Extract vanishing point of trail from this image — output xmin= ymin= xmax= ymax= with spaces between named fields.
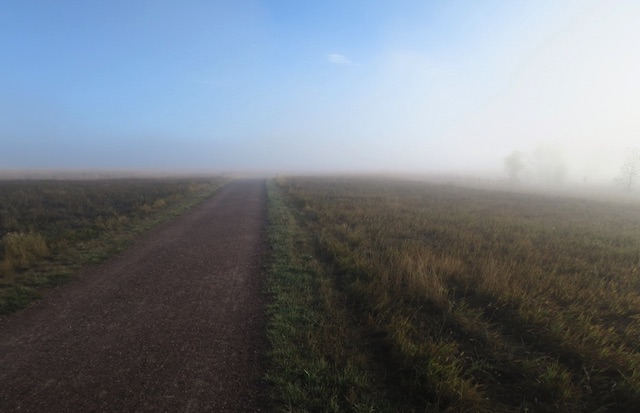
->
xmin=0 ymin=180 xmax=267 ymax=412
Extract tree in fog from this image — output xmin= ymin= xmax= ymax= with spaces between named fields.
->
xmin=530 ymin=144 xmax=567 ymax=186
xmin=615 ymin=147 xmax=640 ymax=192
xmin=504 ymin=151 xmax=525 ymax=183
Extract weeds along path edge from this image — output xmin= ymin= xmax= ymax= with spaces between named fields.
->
xmin=265 ymin=180 xmax=378 ymax=411
xmin=0 ymin=179 xmax=228 ymax=314
xmin=265 ymin=179 xmax=427 ymax=412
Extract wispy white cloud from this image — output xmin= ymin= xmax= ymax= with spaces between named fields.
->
xmin=327 ymin=53 xmax=352 ymax=65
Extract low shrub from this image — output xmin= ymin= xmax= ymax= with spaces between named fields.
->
xmin=1 ymin=231 xmax=49 ymax=272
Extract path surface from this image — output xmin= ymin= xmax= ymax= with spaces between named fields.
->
xmin=0 ymin=180 xmax=267 ymax=412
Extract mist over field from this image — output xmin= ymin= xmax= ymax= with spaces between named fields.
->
xmin=4 ymin=3 xmax=640 ymax=410
xmin=2 ymin=1 xmax=639 ymax=186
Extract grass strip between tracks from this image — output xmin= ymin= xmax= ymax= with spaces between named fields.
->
xmin=265 ymin=179 xmax=394 ymax=412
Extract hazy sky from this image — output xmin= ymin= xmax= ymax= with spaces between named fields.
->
xmin=2 ymin=1 xmax=639 ymax=179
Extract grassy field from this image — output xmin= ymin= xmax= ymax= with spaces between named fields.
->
xmin=0 ymin=177 xmax=227 ymax=314
xmin=265 ymin=176 xmax=640 ymax=412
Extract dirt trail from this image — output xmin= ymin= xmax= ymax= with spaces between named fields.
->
xmin=0 ymin=179 xmax=267 ymax=412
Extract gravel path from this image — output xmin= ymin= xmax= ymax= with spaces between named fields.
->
xmin=0 ymin=179 xmax=267 ymax=412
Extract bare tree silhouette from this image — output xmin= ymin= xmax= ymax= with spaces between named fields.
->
xmin=616 ymin=147 xmax=640 ymax=192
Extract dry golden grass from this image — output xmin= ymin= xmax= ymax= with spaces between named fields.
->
xmin=274 ymin=176 xmax=640 ymax=412
xmin=1 ymin=231 xmax=50 ymax=272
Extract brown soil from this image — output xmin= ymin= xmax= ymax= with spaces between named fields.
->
xmin=0 ymin=179 xmax=268 ymax=412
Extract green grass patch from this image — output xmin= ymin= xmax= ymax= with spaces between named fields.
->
xmin=265 ymin=180 xmax=401 ymax=412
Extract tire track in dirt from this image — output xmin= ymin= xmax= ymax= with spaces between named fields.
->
xmin=0 ymin=179 xmax=267 ymax=412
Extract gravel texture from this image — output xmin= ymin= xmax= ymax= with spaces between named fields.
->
xmin=0 ymin=179 xmax=267 ymax=412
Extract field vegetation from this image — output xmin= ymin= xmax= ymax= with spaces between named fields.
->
xmin=0 ymin=177 xmax=226 ymax=314
xmin=266 ymin=176 xmax=640 ymax=412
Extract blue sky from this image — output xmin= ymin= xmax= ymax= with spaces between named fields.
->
xmin=2 ymin=1 xmax=640 ymax=179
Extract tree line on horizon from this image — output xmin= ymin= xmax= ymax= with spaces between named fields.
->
xmin=504 ymin=146 xmax=640 ymax=192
